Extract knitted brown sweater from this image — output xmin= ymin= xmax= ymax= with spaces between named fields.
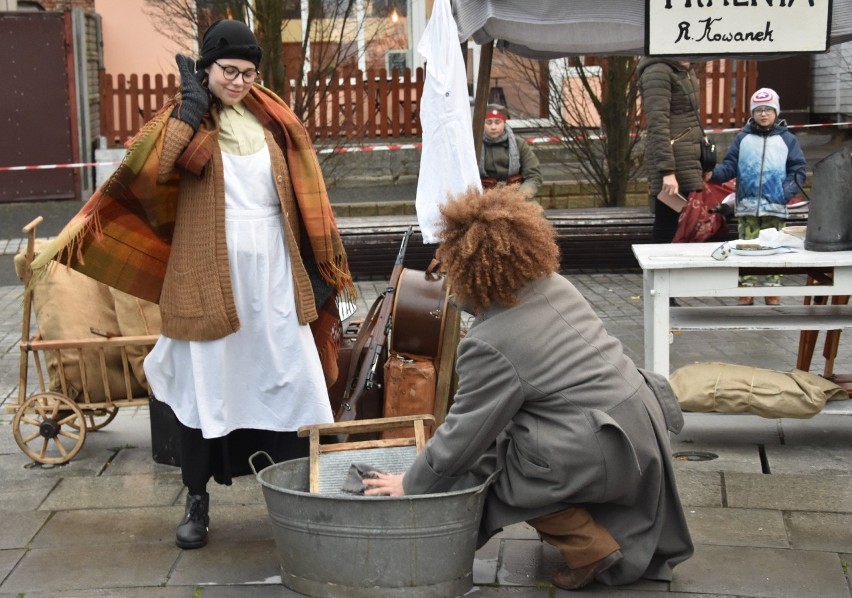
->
xmin=155 ymin=115 xmax=316 ymax=341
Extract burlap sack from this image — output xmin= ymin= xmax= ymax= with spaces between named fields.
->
xmin=670 ymin=362 xmax=848 ymax=419
xmin=109 ymin=288 xmax=161 ymax=390
xmin=16 ymin=243 xmax=160 ymax=402
xmin=24 ymin=262 xmax=130 ymax=402
xmin=13 ymin=246 xmax=37 ymax=281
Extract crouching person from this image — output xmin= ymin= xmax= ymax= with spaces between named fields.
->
xmin=364 ymin=186 xmax=693 ymax=590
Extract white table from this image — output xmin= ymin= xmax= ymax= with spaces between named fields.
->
xmin=632 ymin=243 xmax=852 ymax=385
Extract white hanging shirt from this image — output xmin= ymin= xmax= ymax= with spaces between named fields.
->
xmin=415 ymin=0 xmax=482 ymax=244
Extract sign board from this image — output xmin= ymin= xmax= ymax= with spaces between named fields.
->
xmin=646 ymin=0 xmax=832 ymax=56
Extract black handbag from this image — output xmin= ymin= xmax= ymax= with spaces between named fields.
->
xmin=671 ymin=124 xmax=716 ymax=173
xmin=699 ymin=130 xmax=717 ymax=173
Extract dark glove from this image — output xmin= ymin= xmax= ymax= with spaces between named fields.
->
xmin=171 ymin=54 xmax=209 ymax=130
xmin=709 ymin=202 xmax=734 ymax=219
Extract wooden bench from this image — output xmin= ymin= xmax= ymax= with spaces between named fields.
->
xmin=338 ymin=207 xmax=808 ymax=279
xmin=337 ymin=208 xmax=738 ymax=279
xmin=337 ymin=208 xmax=662 ymax=278
xmin=547 ymin=208 xmax=659 ymax=272
xmin=337 ymin=215 xmax=437 ymax=279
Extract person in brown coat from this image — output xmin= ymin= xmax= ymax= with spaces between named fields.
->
xmin=637 ymin=57 xmax=705 ymax=244
xmin=142 ymin=19 xmax=350 ymax=551
xmin=364 ymin=186 xmax=693 ymax=591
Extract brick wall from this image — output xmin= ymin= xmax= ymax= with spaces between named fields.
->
xmin=39 ymin=0 xmax=95 ymax=11
xmin=536 ymin=180 xmax=648 ymax=209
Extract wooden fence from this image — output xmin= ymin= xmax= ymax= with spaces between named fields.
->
xmin=294 ymin=68 xmax=425 ymax=141
xmin=99 ymin=60 xmax=757 ymax=147
xmin=99 ymin=68 xmax=424 ymax=146
xmin=697 ymin=59 xmax=759 ymax=129
xmin=99 ymin=73 xmax=178 ymax=146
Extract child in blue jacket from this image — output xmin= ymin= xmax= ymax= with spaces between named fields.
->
xmin=710 ymin=88 xmax=807 ymax=306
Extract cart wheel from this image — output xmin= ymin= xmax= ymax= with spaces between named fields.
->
xmin=68 ymin=406 xmax=119 ymax=432
xmin=12 ymin=392 xmax=87 ymax=465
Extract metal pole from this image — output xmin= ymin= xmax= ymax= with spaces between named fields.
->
xmin=301 ymin=0 xmax=311 ymax=85
xmin=356 ymin=0 xmax=366 ymax=72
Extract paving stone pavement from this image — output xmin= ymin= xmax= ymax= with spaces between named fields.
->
xmin=0 ymin=271 xmax=850 ymax=597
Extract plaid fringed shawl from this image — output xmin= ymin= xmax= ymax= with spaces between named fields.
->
xmin=30 ymin=85 xmax=354 ymax=384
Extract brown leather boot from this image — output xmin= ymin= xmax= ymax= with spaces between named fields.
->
xmin=552 ymin=549 xmax=624 ymax=590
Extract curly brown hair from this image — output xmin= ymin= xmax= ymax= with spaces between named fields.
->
xmin=435 ymin=185 xmax=560 ymax=313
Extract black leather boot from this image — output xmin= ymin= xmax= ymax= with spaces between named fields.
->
xmin=175 ymin=493 xmax=209 ymax=549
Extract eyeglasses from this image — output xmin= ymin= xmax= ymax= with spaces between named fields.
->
xmin=753 ymin=107 xmax=775 ymax=115
xmin=214 ymin=61 xmax=259 ymax=83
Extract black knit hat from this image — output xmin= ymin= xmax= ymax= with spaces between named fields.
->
xmin=196 ymin=19 xmax=262 ymax=71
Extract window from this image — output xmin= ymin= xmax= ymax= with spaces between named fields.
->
xmin=386 ymin=50 xmax=407 ymax=74
xmin=370 ymin=0 xmax=406 ymax=18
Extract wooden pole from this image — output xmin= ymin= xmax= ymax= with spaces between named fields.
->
xmin=472 ymin=40 xmax=494 ymax=158
xmin=433 ymin=302 xmax=460 ymax=426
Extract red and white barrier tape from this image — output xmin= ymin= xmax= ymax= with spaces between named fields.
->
xmin=706 ymin=121 xmax=852 ymax=134
xmin=3 ymin=120 xmax=850 ymax=170
xmin=0 ymin=161 xmax=122 ymax=172
xmin=525 ymin=121 xmax=852 ymax=144
xmin=317 ymin=142 xmax=423 ymax=154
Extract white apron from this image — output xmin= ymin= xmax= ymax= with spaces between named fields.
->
xmin=144 ymin=145 xmax=333 ymax=439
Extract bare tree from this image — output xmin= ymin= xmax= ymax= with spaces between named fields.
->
xmin=142 ymin=0 xmax=253 ymax=52
xmin=502 ymin=55 xmax=644 ymax=207
xmin=142 ymin=0 xmax=203 ymax=54
xmin=253 ymin=0 xmax=286 ymax=93
xmin=142 ymin=0 xmax=413 ymax=186
xmin=144 ymin=0 xmax=401 ymax=123
xmin=290 ymin=0 xmax=360 ymax=119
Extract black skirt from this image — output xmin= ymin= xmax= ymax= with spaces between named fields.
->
xmin=177 ymin=418 xmax=309 ymax=490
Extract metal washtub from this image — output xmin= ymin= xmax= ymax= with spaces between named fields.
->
xmin=251 ymin=447 xmax=491 ymax=597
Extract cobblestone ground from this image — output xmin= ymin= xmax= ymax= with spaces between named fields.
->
xmin=3 ymin=271 xmax=850 ymax=416
xmin=1 ymin=273 xmax=850 ymax=598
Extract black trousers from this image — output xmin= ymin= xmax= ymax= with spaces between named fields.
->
xmin=652 ymin=198 xmax=681 ymax=244
xmin=178 ymin=421 xmax=309 ymax=495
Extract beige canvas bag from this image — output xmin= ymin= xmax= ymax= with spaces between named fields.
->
xmin=670 ymin=362 xmax=848 ymax=419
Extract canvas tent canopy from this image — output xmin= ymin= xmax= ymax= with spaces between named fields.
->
xmin=453 ymin=0 xmax=852 ymax=151
xmin=452 ymin=0 xmax=852 ymax=59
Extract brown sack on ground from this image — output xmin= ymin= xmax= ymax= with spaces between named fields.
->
xmin=670 ymin=361 xmax=848 ymax=419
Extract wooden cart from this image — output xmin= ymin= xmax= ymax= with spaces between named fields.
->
xmin=8 ymin=217 xmax=157 ymax=464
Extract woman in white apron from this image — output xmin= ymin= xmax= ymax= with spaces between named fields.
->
xmin=143 ymin=20 xmax=341 ymax=549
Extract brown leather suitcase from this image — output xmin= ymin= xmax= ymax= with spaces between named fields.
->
xmin=327 ymin=319 xmax=361 ymax=415
xmin=330 ymin=296 xmax=386 ymax=441
xmin=381 ymin=354 xmax=437 ymax=440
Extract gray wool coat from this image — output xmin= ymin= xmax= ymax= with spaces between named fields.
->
xmin=403 ymin=274 xmax=694 ymax=585
xmin=637 ymin=57 xmax=705 ymax=198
